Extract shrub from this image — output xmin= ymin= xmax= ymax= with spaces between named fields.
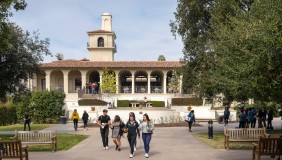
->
xmin=117 ymin=100 xmax=130 ymax=107
xmin=171 ymin=98 xmax=203 ymax=106
xmin=0 ymin=103 xmax=17 ymax=126
xmin=150 ymin=101 xmax=165 ymax=107
xmin=31 ymin=90 xmax=66 ymax=123
xmin=78 ymin=99 xmax=108 ymax=106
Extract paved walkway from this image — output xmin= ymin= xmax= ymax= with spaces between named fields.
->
xmin=1 ymin=118 xmax=281 ymax=160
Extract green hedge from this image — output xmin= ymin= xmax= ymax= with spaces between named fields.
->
xmin=78 ymin=99 xmax=108 ymax=106
xmin=171 ymin=98 xmax=203 ymax=106
xmin=150 ymin=101 xmax=165 ymax=107
xmin=0 ymin=103 xmax=17 ymax=126
xmin=117 ymin=100 xmax=130 ymax=107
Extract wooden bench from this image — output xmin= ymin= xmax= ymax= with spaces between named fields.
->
xmin=0 ymin=140 xmax=28 ymax=160
xmin=11 ymin=130 xmax=57 ymax=152
xmin=252 ymin=137 xmax=282 ymax=160
xmin=224 ymin=127 xmax=270 ymax=150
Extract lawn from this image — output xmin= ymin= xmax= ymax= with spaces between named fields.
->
xmin=193 ymin=130 xmax=282 ymax=150
xmin=0 ymin=124 xmax=55 ymax=131
xmin=0 ymin=134 xmax=88 ymax=151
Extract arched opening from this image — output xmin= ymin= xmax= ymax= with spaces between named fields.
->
xmin=135 ymin=70 xmax=148 ymax=93
xmin=119 ymin=70 xmax=132 ymax=93
xmin=150 ymin=70 xmax=163 ymax=93
xmin=50 ymin=70 xmax=64 ymax=91
xmin=68 ymin=70 xmax=82 ymax=93
xmin=98 ymin=37 xmax=104 ymax=47
xmin=87 ymin=70 xmax=100 ymax=94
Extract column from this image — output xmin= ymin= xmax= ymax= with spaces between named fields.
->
xmin=45 ymin=72 xmax=51 ymax=91
xmin=163 ymin=75 xmax=167 ymax=94
xmin=148 ymin=75 xmax=151 ymax=94
xmin=81 ymin=71 xmax=87 ymax=90
xmin=116 ymin=75 xmax=119 ymax=94
xmin=99 ymin=75 xmax=103 ymax=93
xmin=63 ymin=71 xmax=69 ymax=94
xmin=131 ymin=76 xmax=135 ymax=94
xmin=32 ymin=74 xmax=37 ymax=91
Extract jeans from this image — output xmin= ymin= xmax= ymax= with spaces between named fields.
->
xmin=142 ymin=133 xmax=152 ymax=154
xmin=24 ymin=119 xmax=31 ymax=131
xmin=100 ymin=127 xmax=109 ymax=147
xmin=127 ymin=134 xmax=137 ymax=154
xmin=188 ymin=122 xmax=192 ymax=131
xmin=91 ymin=88 xmax=96 ymax=95
xmin=83 ymin=120 xmax=88 ymax=129
xmin=73 ymin=119 xmax=78 ymax=129
xmin=224 ymin=117 xmax=229 ymax=125
xmin=239 ymin=121 xmax=246 ymax=128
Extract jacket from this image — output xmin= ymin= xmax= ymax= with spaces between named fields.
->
xmin=82 ymin=112 xmax=89 ymax=121
xmin=188 ymin=112 xmax=195 ymax=122
xmin=71 ymin=112 xmax=80 ymax=120
xmin=139 ymin=121 xmax=154 ymax=134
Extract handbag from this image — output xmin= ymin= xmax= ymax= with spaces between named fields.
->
xmin=185 ymin=117 xmax=191 ymax=122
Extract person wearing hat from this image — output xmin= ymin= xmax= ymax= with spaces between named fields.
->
xmin=82 ymin=110 xmax=89 ymax=130
xmin=98 ymin=109 xmax=111 ymax=150
xmin=187 ymin=110 xmax=195 ymax=132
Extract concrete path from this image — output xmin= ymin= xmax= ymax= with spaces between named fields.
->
xmin=1 ymin=118 xmax=281 ymax=160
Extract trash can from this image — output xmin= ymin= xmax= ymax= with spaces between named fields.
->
xmin=218 ymin=115 xmax=224 ymax=124
xmin=60 ymin=116 xmax=67 ymax=124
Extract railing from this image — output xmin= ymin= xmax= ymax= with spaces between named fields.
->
xmin=87 ymin=42 xmax=115 ymax=48
xmin=151 ymin=86 xmax=163 ymax=93
xmin=121 ymin=86 xmax=131 ymax=93
xmin=135 ymin=86 xmax=147 ymax=93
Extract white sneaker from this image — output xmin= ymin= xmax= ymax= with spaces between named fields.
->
xmin=145 ymin=153 xmax=149 ymax=158
xmin=134 ymin=146 xmax=136 ymax=151
xmin=105 ymin=146 xmax=109 ymax=150
xmin=129 ymin=154 xmax=133 ymax=158
xmin=102 ymin=147 xmax=106 ymax=150
xmin=144 ymin=153 xmax=147 ymax=157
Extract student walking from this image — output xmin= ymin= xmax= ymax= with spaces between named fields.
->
xmin=110 ymin=115 xmax=125 ymax=151
xmin=223 ymin=107 xmax=230 ymax=126
xmin=239 ymin=110 xmax=247 ymax=128
xmin=267 ymin=109 xmax=274 ymax=130
xmin=139 ymin=113 xmax=154 ymax=158
xmin=98 ymin=109 xmax=111 ymax=150
xmin=125 ymin=113 xmax=140 ymax=158
xmin=71 ymin=109 xmax=80 ymax=131
xmin=23 ymin=112 xmax=31 ymax=131
xmin=129 ymin=112 xmax=140 ymax=152
xmin=82 ymin=110 xmax=89 ymax=130
xmin=187 ymin=110 xmax=195 ymax=132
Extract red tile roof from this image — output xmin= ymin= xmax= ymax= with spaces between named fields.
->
xmin=41 ymin=59 xmax=182 ymax=68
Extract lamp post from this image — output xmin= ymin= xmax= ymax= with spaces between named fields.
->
xmin=208 ymin=120 xmax=213 ymax=139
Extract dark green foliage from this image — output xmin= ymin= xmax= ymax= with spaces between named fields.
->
xmin=0 ymin=0 xmax=51 ymax=101
xmin=78 ymin=99 xmax=108 ymax=106
xmin=150 ymin=101 xmax=165 ymax=107
xmin=0 ymin=103 xmax=17 ymax=126
xmin=117 ymin=100 xmax=130 ymax=107
xmin=30 ymin=91 xmax=65 ymax=123
xmin=171 ymin=98 xmax=203 ymax=106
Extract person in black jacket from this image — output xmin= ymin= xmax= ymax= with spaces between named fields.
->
xmin=23 ymin=112 xmax=31 ymax=131
xmin=82 ymin=110 xmax=89 ymax=130
xmin=267 ymin=109 xmax=274 ymax=130
xmin=124 ymin=114 xmax=140 ymax=158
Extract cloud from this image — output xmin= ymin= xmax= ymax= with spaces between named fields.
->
xmin=10 ymin=0 xmax=183 ymax=62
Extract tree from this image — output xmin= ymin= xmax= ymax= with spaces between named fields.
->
xmin=0 ymin=0 xmax=51 ymax=101
xmin=158 ymin=55 xmax=166 ymax=61
xmin=100 ymin=68 xmax=116 ymax=93
xmin=55 ymin=53 xmax=64 ymax=60
xmin=168 ymin=71 xmax=180 ymax=93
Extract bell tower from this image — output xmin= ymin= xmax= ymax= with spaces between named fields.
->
xmin=87 ymin=12 xmax=116 ymax=61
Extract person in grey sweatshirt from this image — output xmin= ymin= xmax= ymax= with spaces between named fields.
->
xmin=139 ymin=113 xmax=155 ymax=158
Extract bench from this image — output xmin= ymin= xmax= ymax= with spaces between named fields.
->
xmin=252 ymin=137 xmax=282 ymax=160
xmin=11 ymin=130 xmax=57 ymax=152
xmin=224 ymin=127 xmax=270 ymax=150
xmin=0 ymin=140 xmax=28 ymax=160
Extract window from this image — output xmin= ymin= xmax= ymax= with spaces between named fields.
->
xmin=98 ymin=37 xmax=104 ymax=47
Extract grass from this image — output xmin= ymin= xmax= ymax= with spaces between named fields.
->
xmin=0 ymin=124 xmax=55 ymax=131
xmin=193 ymin=130 xmax=282 ymax=150
xmin=0 ymin=134 xmax=88 ymax=151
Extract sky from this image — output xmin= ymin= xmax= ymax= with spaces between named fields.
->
xmin=10 ymin=0 xmax=184 ymax=62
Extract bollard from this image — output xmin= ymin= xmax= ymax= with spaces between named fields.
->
xmin=208 ymin=120 xmax=213 ymax=139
